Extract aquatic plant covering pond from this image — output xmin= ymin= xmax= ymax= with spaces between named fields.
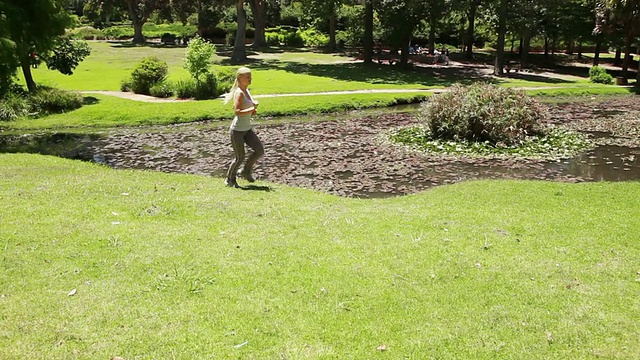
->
xmin=388 ymin=126 xmax=591 ymax=159
xmin=1 ymin=96 xmax=639 ymax=198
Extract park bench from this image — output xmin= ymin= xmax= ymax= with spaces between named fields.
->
xmin=374 ymin=48 xmax=397 ymax=65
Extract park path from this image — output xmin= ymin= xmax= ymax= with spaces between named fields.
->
xmin=82 ymin=86 xmax=582 ymax=103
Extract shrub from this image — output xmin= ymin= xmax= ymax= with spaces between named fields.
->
xmin=69 ymin=26 xmax=104 ymax=40
xmin=265 ymin=26 xmax=303 ymax=47
xmin=150 ymin=82 xmax=174 ymax=98
xmin=102 ymin=26 xmax=133 ymax=40
xmin=194 ymin=72 xmax=218 ymax=100
xmin=299 ymin=28 xmax=329 ymax=47
xmin=28 ymin=87 xmax=83 ymax=115
xmin=174 ymin=78 xmax=197 ymax=99
xmin=120 ymin=78 xmax=133 ymax=92
xmin=589 ymin=65 xmax=613 ymax=84
xmin=215 ymin=67 xmax=235 ymax=95
xmin=419 ymin=84 xmax=547 ymax=146
xmin=184 ymin=35 xmax=216 ymax=83
xmin=129 ymin=56 xmax=168 ymax=95
xmin=0 ymin=93 xmax=30 ymax=121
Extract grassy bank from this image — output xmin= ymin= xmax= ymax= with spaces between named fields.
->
xmin=1 ymin=93 xmax=427 ymax=130
xmin=1 ymin=154 xmax=640 ymax=359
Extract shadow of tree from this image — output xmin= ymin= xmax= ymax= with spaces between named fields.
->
xmin=108 ymin=41 xmax=187 ymax=49
xmin=219 ymin=56 xmax=496 ymax=88
xmin=502 ymin=72 xmax=574 ymax=84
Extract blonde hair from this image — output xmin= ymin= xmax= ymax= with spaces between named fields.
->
xmin=223 ymin=67 xmax=252 ymax=104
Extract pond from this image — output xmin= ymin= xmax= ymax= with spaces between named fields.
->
xmin=1 ymin=97 xmax=639 ymax=198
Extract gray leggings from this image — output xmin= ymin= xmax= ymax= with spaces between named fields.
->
xmin=226 ymin=129 xmax=264 ymax=180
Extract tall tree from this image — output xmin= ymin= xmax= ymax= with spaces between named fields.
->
xmin=299 ymin=0 xmax=345 ymax=51
xmin=126 ymin=0 xmax=160 ymax=43
xmin=493 ymin=0 xmax=509 ymax=75
xmin=248 ymin=0 xmax=268 ymax=49
xmin=195 ymin=0 xmax=227 ymax=37
xmin=1 ymin=0 xmax=71 ymax=92
xmin=377 ymin=0 xmax=428 ymax=67
xmin=462 ymin=0 xmax=485 ymax=59
xmin=595 ymin=0 xmax=640 ymax=83
xmin=363 ymin=0 xmax=374 ymax=64
xmin=509 ymin=0 xmax=546 ymax=68
xmin=231 ymin=0 xmax=248 ymax=62
xmin=425 ymin=0 xmax=450 ymax=55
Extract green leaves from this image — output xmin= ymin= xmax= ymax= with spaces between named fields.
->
xmin=389 ymin=125 xmax=592 ymax=159
xmin=129 ymin=56 xmax=169 ymax=95
xmin=44 ymin=37 xmax=91 ymax=76
xmin=589 ymin=65 xmax=614 ymax=84
xmin=183 ymin=35 xmax=216 ymax=84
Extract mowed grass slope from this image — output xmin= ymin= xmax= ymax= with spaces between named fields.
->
xmin=2 ymin=153 xmax=640 ymax=359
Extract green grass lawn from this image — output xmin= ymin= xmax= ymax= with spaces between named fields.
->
xmin=1 ymin=153 xmax=639 ymax=359
xmin=22 ymin=42 xmax=444 ymax=93
xmin=20 ymin=41 xmax=631 ymax=94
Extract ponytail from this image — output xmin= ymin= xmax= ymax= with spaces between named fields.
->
xmin=223 ymin=78 xmax=240 ymax=104
xmin=223 ymin=67 xmax=252 ymax=104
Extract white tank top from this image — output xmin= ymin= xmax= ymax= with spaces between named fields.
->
xmin=230 ymin=88 xmax=255 ymax=132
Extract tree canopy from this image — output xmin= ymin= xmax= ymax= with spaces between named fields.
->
xmin=0 ymin=0 xmax=92 ymax=93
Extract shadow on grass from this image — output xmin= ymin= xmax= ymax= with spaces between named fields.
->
xmin=83 ymin=96 xmax=100 ymax=105
xmin=107 ymin=41 xmax=185 ymax=49
xmin=240 ymin=184 xmax=273 ymax=192
xmin=218 ymin=56 xmax=495 ymax=88
xmin=625 ymin=85 xmax=640 ymax=94
xmin=502 ymin=72 xmax=574 ymax=84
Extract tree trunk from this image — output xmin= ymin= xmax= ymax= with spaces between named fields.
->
xmin=400 ymin=36 xmax=411 ymax=68
xmin=520 ymin=34 xmax=530 ymax=68
xmin=566 ymin=40 xmax=573 ymax=55
xmin=465 ymin=2 xmax=477 ymax=60
xmin=21 ymin=59 xmax=36 ymax=93
xmin=132 ymin=21 xmax=144 ymax=43
xmin=593 ymin=36 xmax=601 ymax=66
xmin=494 ymin=0 xmax=507 ymax=76
xmin=249 ymin=0 xmax=267 ymax=49
xmin=363 ymin=0 xmax=374 ymax=64
xmin=328 ymin=12 xmax=337 ymax=51
xmin=428 ymin=14 xmax=436 ymax=55
xmin=231 ymin=0 xmax=247 ymax=63
xmin=127 ymin=0 xmax=145 ymax=44
xmin=518 ymin=37 xmax=523 ymax=55
xmin=614 ymin=46 xmax=622 ymax=66
xmin=577 ymin=41 xmax=583 ymax=59
xmin=197 ymin=1 xmax=205 ymax=36
xmin=544 ymin=36 xmax=549 ymax=56
xmin=621 ymin=32 xmax=633 ymax=80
